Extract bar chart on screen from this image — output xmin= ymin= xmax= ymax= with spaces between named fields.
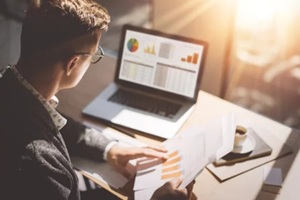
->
xmin=181 ymin=52 xmax=199 ymax=64
xmin=143 ymin=43 xmax=156 ymax=55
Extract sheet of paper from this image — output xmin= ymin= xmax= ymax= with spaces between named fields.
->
xmin=134 ymin=187 xmax=157 ymax=200
xmin=134 ymin=129 xmax=207 ymax=190
xmin=133 ymin=113 xmax=236 ymax=196
xmin=217 ymin=113 xmax=236 ymax=160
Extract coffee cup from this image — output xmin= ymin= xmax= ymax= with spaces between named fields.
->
xmin=234 ymin=125 xmax=248 ymax=147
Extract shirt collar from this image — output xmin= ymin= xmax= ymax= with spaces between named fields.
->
xmin=10 ymin=65 xmax=67 ymax=130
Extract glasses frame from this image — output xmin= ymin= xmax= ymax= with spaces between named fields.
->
xmin=76 ymin=45 xmax=105 ymax=64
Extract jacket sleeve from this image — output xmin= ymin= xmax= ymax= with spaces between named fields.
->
xmin=0 ymin=141 xmax=80 ymax=200
xmin=60 ymin=114 xmax=115 ymax=162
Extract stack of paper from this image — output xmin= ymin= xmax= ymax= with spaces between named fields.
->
xmin=133 ymin=113 xmax=237 ymax=199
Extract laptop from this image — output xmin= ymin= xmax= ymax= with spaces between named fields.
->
xmin=82 ymin=24 xmax=208 ymax=139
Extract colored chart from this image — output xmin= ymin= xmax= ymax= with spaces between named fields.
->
xmin=181 ymin=53 xmax=199 ymax=64
xmin=127 ymin=38 xmax=139 ymax=52
xmin=161 ymin=150 xmax=183 ymax=180
xmin=144 ymin=44 xmax=156 ymax=55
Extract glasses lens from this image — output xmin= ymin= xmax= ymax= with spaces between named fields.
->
xmin=98 ymin=45 xmax=104 ymax=56
xmin=91 ymin=46 xmax=104 ymax=64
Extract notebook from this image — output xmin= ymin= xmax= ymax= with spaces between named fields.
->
xmin=213 ymin=127 xmax=273 ymax=166
xmin=82 ymin=24 xmax=208 ymax=139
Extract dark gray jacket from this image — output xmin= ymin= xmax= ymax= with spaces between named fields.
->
xmin=0 ymin=68 xmax=113 ymax=200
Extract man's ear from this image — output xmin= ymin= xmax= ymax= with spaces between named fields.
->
xmin=66 ymin=55 xmax=80 ymax=76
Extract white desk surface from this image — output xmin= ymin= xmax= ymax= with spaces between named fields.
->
xmin=57 ymin=55 xmax=300 ymax=200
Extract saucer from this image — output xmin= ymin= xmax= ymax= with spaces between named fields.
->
xmin=232 ymin=135 xmax=256 ymax=154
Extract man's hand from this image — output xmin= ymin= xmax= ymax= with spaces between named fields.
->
xmin=107 ymin=144 xmax=169 ymax=178
xmin=151 ymin=177 xmax=189 ymax=200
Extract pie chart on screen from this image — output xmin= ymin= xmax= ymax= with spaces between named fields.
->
xmin=127 ymin=38 xmax=139 ymax=52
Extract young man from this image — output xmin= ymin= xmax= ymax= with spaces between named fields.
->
xmin=0 ymin=0 xmax=190 ymax=199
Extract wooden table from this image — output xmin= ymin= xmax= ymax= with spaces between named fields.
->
xmin=57 ymin=55 xmax=300 ymax=200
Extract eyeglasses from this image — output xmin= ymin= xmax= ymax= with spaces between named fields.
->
xmin=76 ymin=45 xmax=105 ymax=64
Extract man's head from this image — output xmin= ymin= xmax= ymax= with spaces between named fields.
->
xmin=21 ymin=0 xmax=110 ymax=59
xmin=18 ymin=0 xmax=110 ymax=90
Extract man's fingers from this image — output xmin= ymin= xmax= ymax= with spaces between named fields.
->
xmin=145 ymin=144 xmax=168 ymax=153
xmin=174 ymin=188 xmax=188 ymax=199
xmin=123 ymin=147 xmax=169 ymax=161
xmin=119 ymin=167 xmax=133 ymax=179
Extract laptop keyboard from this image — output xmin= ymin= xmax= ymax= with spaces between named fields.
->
xmin=108 ymin=89 xmax=181 ymax=119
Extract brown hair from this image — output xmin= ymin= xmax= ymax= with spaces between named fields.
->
xmin=20 ymin=0 xmax=110 ymax=58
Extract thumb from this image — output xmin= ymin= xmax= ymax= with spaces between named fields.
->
xmin=118 ymin=166 xmax=133 ymax=179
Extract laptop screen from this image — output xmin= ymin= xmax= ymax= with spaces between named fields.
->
xmin=116 ymin=25 xmax=207 ymax=100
